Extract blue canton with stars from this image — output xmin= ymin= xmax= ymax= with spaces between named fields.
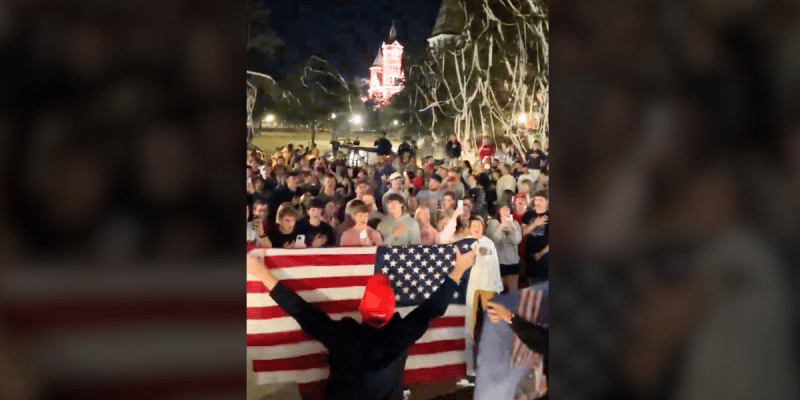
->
xmin=374 ymin=239 xmax=476 ymax=307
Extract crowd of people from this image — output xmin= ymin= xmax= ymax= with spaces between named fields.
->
xmin=246 ymin=132 xmax=549 ymax=291
xmin=247 ymin=132 xmax=549 ymax=398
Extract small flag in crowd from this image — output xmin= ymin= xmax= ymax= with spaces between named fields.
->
xmin=247 ymin=244 xmax=473 ymax=399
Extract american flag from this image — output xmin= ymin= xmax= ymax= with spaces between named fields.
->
xmin=2 ymin=267 xmax=244 ymax=400
xmin=512 ymin=281 xmax=549 ymax=399
xmin=247 ymin=243 xmax=474 ymax=399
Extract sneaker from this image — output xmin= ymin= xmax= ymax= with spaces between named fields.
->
xmin=456 ymin=378 xmax=474 ymax=387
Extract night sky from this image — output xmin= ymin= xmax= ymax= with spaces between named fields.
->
xmin=262 ymin=0 xmax=442 ymax=80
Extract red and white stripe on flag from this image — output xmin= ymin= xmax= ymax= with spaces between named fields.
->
xmin=247 ymin=247 xmax=467 ymax=398
xmin=512 ymin=286 xmax=547 ymax=399
xmin=2 ymin=267 xmax=244 ymax=400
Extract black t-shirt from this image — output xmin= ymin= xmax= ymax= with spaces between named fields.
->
xmin=268 ymin=226 xmax=304 ymax=249
xmin=270 ymin=185 xmax=299 ymax=211
xmin=527 ymin=150 xmax=544 ymax=170
xmin=524 ymin=210 xmax=549 ymax=254
xmin=297 ymin=220 xmax=336 ymax=247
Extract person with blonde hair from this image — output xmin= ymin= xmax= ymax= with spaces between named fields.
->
xmin=268 ymin=203 xmax=306 ymax=249
xmin=339 ymin=200 xmax=385 ymax=247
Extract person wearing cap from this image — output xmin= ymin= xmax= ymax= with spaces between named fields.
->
xmin=376 ymin=193 xmax=421 ymax=246
xmin=246 ymin=245 xmax=477 ymax=400
xmin=512 ymin=192 xmax=530 ymax=224
xmin=380 ymin=171 xmax=408 ymax=212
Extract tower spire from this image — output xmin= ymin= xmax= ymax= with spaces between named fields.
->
xmin=388 ymin=20 xmax=397 ymax=42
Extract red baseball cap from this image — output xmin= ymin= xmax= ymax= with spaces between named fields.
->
xmin=359 ymin=274 xmax=396 ymax=328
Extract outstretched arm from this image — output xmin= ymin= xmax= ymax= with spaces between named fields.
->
xmin=247 ymin=253 xmax=342 ymax=349
xmin=399 ymin=247 xmax=476 ymax=347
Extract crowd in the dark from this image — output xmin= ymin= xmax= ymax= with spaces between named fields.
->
xmin=247 ymin=133 xmax=549 ymax=291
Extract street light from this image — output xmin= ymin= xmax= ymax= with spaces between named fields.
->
xmin=393 ymin=120 xmax=399 ymax=126
xmin=331 ymin=113 xmax=337 ymax=119
xmin=518 ymin=114 xmax=527 ymax=123
xmin=266 ymin=114 xmax=275 ymax=122
xmin=351 ymin=114 xmax=362 ymax=125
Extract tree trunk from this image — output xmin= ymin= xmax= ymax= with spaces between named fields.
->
xmin=311 ymin=121 xmax=317 ymax=145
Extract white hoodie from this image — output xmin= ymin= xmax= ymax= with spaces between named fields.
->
xmin=464 ymin=235 xmax=503 ymax=375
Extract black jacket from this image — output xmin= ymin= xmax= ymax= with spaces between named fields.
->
xmin=269 ymin=276 xmax=460 ymax=400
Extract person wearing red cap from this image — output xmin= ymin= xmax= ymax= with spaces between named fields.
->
xmin=246 ymin=246 xmax=477 ymax=400
xmin=511 ymin=192 xmax=529 ymax=225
